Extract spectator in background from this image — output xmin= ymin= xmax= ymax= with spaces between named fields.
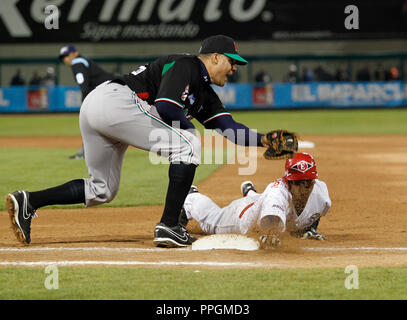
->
xmin=254 ymin=69 xmax=272 ymax=83
xmin=42 ymin=67 xmax=57 ymax=86
xmin=10 ymin=69 xmax=25 ymax=86
xmin=356 ymin=65 xmax=371 ymax=81
xmin=301 ymin=67 xmax=314 ymax=82
xmin=29 ymin=71 xmax=42 ymax=86
xmin=335 ymin=66 xmax=349 ymax=81
xmin=388 ymin=67 xmax=399 ymax=81
xmin=313 ymin=63 xmax=334 ymax=81
xmin=284 ymin=64 xmax=299 ymax=83
xmin=374 ymin=63 xmax=386 ymax=81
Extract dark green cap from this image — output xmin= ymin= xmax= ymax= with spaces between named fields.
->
xmin=199 ymin=35 xmax=248 ymax=65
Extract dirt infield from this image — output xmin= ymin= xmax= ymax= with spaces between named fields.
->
xmin=1 ymin=135 xmax=407 ymax=269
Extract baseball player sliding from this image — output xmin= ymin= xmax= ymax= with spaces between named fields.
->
xmin=6 ymin=35 xmax=297 ymax=248
xmin=181 ymin=153 xmax=331 ymax=245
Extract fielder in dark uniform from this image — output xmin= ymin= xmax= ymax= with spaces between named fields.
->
xmin=59 ymin=45 xmax=115 ymax=159
xmin=7 ymin=35 xmax=274 ymax=248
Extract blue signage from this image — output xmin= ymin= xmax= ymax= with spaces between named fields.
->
xmin=212 ymin=84 xmax=252 ymax=109
xmin=0 ymin=86 xmax=81 ymax=113
xmin=273 ymin=82 xmax=407 ymax=108
xmin=0 ymin=82 xmax=406 ymax=113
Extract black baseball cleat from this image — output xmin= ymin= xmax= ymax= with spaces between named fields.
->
xmin=153 ymin=223 xmax=197 ymax=248
xmin=240 ymin=181 xmax=257 ymax=197
xmin=68 ymin=147 xmax=85 ymax=160
xmin=6 ymin=191 xmax=36 ymax=245
xmin=178 ymin=185 xmax=199 ymax=227
xmin=68 ymin=154 xmax=85 ymax=160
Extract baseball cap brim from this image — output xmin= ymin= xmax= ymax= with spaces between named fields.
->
xmin=285 ymin=171 xmax=318 ymax=181
xmin=224 ymin=53 xmax=248 ymax=65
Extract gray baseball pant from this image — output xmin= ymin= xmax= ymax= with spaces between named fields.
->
xmin=79 ymin=81 xmax=201 ymax=207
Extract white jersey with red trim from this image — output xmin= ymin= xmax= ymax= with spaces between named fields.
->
xmin=257 ymin=178 xmax=331 ymax=232
xmin=183 ymin=178 xmax=331 ymax=235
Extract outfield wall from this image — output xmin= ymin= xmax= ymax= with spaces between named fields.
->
xmin=0 ymin=81 xmax=406 ymax=113
xmin=214 ymin=81 xmax=407 ymax=109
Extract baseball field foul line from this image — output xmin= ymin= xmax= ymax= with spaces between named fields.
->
xmin=303 ymin=247 xmax=407 ymax=251
xmin=0 ymin=260 xmax=272 ymax=267
xmin=0 ymin=247 xmax=189 ymax=252
xmin=1 ymin=247 xmax=407 ymax=252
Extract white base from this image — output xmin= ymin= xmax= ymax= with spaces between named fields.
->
xmin=299 ymin=140 xmax=315 ymax=149
xmin=191 ymin=234 xmax=260 ymax=251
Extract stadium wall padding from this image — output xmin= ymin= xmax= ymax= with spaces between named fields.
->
xmin=0 ymin=82 xmax=406 ymax=113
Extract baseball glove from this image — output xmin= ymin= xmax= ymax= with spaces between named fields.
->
xmin=263 ymin=130 xmax=298 ymax=160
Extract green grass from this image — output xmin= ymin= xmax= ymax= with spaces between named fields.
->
xmin=1 ymin=110 xmax=406 ymax=300
xmin=230 ymin=109 xmax=407 ymax=135
xmin=1 ymin=109 xmax=405 ymax=211
xmin=0 ymin=114 xmax=82 ymax=136
xmin=0 ymin=266 xmax=406 ymax=300
xmin=1 ymin=109 xmax=407 ymax=137
xmin=0 ymin=147 xmax=222 ymax=211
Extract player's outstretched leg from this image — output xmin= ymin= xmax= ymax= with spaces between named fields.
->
xmin=6 ymin=179 xmax=85 ymax=245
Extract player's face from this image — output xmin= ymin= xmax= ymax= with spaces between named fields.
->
xmin=63 ymin=55 xmax=73 ymax=66
xmin=211 ymin=54 xmax=237 ymax=86
xmin=288 ymin=179 xmax=315 ymax=214
xmin=63 ymin=52 xmax=78 ymax=66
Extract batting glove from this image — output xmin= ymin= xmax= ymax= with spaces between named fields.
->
xmin=301 ymin=228 xmax=326 ymax=241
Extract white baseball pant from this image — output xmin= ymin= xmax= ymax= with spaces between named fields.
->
xmin=183 ymin=192 xmax=261 ymax=234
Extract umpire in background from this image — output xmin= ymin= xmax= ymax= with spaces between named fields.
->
xmin=59 ymin=45 xmax=115 ymax=159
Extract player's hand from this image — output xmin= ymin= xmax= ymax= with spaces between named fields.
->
xmin=259 ymin=234 xmax=281 ymax=247
xmin=260 ymin=134 xmax=271 ymax=147
xmin=301 ymin=228 xmax=326 ymax=240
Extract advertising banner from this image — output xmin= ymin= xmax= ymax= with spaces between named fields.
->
xmin=1 ymin=0 xmax=406 ymax=43
xmin=0 ymin=86 xmax=81 ymax=113
xmin=0 ymin=82 xmax=406 ymax=113
xmin=212 ymin=84 xmax=252 ymax=109
xmin=273 ymin=82 xmax=407 ymax=108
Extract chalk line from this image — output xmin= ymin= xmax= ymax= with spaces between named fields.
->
xmin=304 ymin=247 xmax=407 ymax=251
xmin=0 ymin=247 xmax=189 ymax=252
xmin=1 ymin=246 xmax=407 ymax=253
xmin=0 ymin=260 xmax=277 ymax=267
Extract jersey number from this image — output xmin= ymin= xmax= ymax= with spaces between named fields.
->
xmin=76 ymin=73 xmax=84 ymax=84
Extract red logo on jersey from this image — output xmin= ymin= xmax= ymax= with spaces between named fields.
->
xmin=271 ymin=180 xmax=280 ymax=188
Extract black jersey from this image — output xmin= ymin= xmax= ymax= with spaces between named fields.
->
xmin=121 ymin=54 xmax=229 ymax=125
xmin=71 ymin=56 xmax=115 ymax=100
